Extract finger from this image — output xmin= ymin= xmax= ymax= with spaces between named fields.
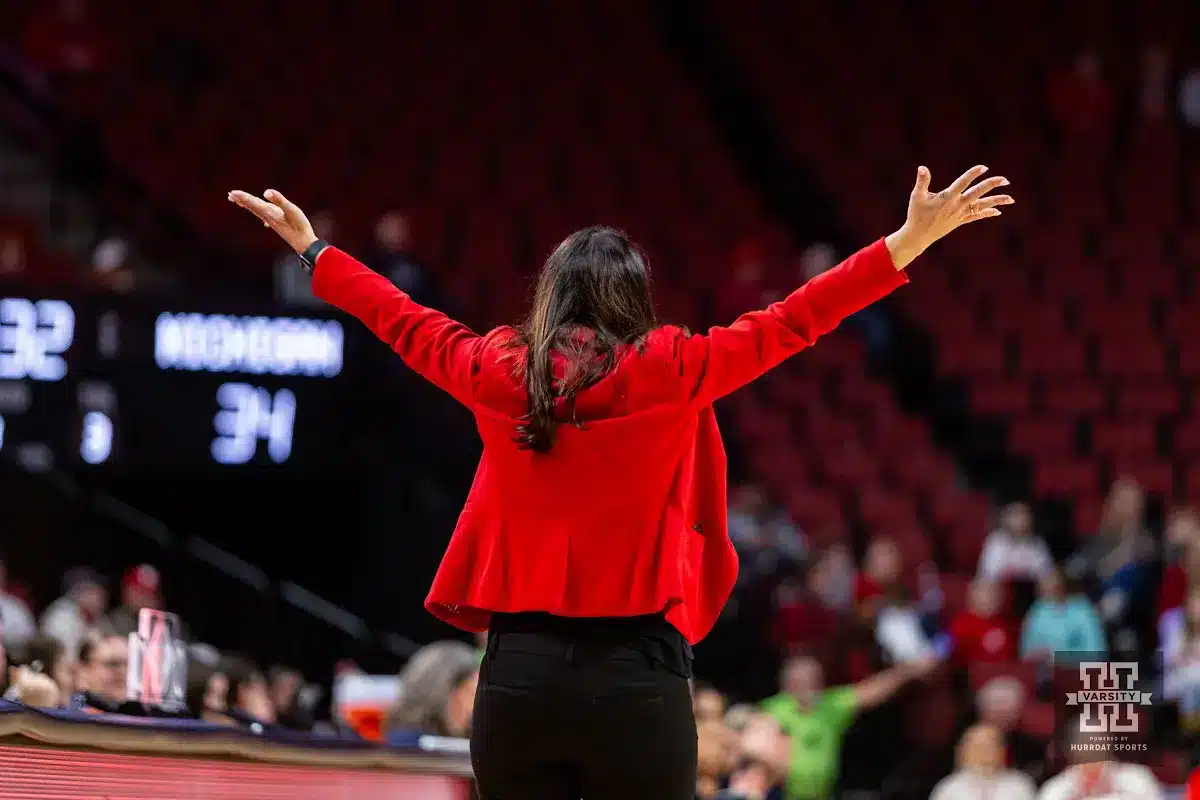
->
xmin=913 ymin=165 xmax=931 ymax=196
xmin=946 ymin=164 xmax=988 ymax=196
xmin=228 ymin=191 xmax=285 ymax=225
xmin=964 ymin=208 xmax=1003 ymax=224
xmin=969 ymin=194 xmax=1015 ymax=211
xmin=265 ymin=189 xmax=303 ymax=222
xmin=961 ymin=176 xmax=1011 ymax=201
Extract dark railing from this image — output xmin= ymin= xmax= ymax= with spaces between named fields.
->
xmin=3 ymin=461 xmax=422 ymax=679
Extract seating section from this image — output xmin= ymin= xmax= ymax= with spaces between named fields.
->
xmin=31 ymin=0 xmax=788 ymax=325
xmin=4 ymin=0 xmax=993 ymax=578
xmin=714 ymin=0 xmax=1200 ymax=534
xmin=733 ymin=333 xmax=990 ymax=576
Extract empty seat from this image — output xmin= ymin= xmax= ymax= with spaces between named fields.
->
xmin=1042 ymin=383 xmax=1106 ymax=415
xmin=1033 ymin=459 xmax=1100 ymax=497
xmin=1096 ymin=339 xmax=1168 ymax=378
xmin=1016 ymin=337 xmax=1088 ymax=376
xmin=1116 ymin=383 xmax=1181 ymax=416
xmin=1008 ymin=416 xmax=1077 ymax=456
xmin=1091 ymin=419 xmax=1158 ymax=458
xmin=938 ymin=336 xmax=1006 ymax=377
xmin=969 ymin=380 xmax=1031 ymax=416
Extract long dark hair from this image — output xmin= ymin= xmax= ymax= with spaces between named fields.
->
xmin=512 ymin=226 xmax=657 ymax=453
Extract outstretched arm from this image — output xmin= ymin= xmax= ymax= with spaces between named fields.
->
xmin=851 ymin=657 xmax=937 ymax=711
xmin=679 ymin=165 xmax=1013 ymax=405
xmin=229 ymin=190 xmax=482 ymax=405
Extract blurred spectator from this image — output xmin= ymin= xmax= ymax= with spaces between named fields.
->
xmin=1163 ymin=551 xmax=1200 ymax=657
xmin=1047 ymin=51 xmax=1114 ymax=137
xmin=7 ymin=635 xmax=71 ymax=702
xmin=718 ymin=242 xmax=771 ymax=323
xmin=812 ymin=543 xmax=854 ymax=615
xmin=1020 ymin=568 xmax=1106 ymax=662
xmin=977 ymin=502 xmax=1053 ymax=584
xmin=40 ymin=567 xmax=107 ymax=660
xmin=728 ymin=485 xmax=806 ymax=584
xmin=222 ymin=656 xmax=276 ymax=725
xmin=694 ymin=682 xmax=729 ymax=725
xmin=875 ymin=590 xmax=936 ymax=663
xmin=364 ymin=211 xmax=438 ymax=305
xmin=949 ymin=580 xmax=1017 ymax=665
xmin=384 ymin=640 xmax=478 ymax=741
xmin=1036 ymin=721 xmax=1162 ymax=799
xmin=697 ymin=718 xmax=737 ymax=799
xmin=721 ymin=713 xmax=791 ymax=800
xmin=857 ymin=536 xmax=935 ymax=663
xmin=22 ymin=0 xmax=108 ymax=79
xmin=1158 ymin=507 xmax=1199 ymax=618
xmin=275 ymin=211 xmax=336 ymax=307
xmin=185 ymin=663 xmax=232 ymax=725
xmin=930 ymin=724 xmax=1037 ymax=800
xmin=0 ymin=236 xmax=26 ymax=277
xmin=1163 ymin=588 xmax=1200 ymax=734
xmin=798 ymin=243 xmax=837 ymax=282
xmin=975 ymin=676 xmax=1047 ymax=780
xmin=91 ymin=236 xmax=135 ymax=293
xmin=76 ymin=631 xmax=128 ymax=704
xmin=1141 ymin=45 xmax=1171 ymax=121
xmin=268 ymin=664 xmax=314 ymax=731
xmin=1180 ymin=65 xmax=1200 ymax=128
xmin=773 ymin=553 xmax=844 ymax=656
xmin=761 ymin=654 xmax=935 ymax=800
xmin=8 ymin=670 xmax=61 ymax=708
xmin=855 ymin=536 xmax=903 ymax=619
xmin=1067 ymin=477 xmax=1155 ymax=652
xmin=0 ymin=554 xmax=37 ymax=647
xmin=797 ymin=241 xmax=893 ymax=360
xmin=103 ymin=564 xmax=164 ymax=637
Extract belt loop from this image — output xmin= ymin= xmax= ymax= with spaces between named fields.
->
xmin=566 ymin=643 xmax=575 ymax=664
xmin=485 ymin=632 xmax=499 ymax=658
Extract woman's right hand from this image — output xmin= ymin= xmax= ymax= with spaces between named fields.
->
xmin=885 ymin=165 xmax=1014 ymax=269
xmin=228 ymin=189 xmax=319 ymax=255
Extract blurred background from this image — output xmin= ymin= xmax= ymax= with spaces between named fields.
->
xmin=1 ymin=0 xmax=1199 ymax=797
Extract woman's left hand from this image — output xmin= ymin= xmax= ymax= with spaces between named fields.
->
xmin=228 ymin=189 xmax=318 ymax=254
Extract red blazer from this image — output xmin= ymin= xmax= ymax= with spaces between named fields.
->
xmin=312 ymin=238 xmax=907 ymax=643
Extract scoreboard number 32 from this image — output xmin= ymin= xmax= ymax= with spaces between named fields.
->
xmin=0 ymin=298 xmax=75 ymax=381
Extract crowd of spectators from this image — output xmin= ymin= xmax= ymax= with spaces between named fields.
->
xmin=0 ymin=559 xmax=316 ymax=733
xmin=712 ymin=473 xmax=1187 ymax=797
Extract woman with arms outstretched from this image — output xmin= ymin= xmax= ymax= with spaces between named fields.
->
xmin=230 ymin=164 xmax=1012 ymax=800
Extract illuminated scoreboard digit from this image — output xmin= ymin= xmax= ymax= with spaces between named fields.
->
xmin=152 ymin=312 xmax=343 ymax=466
xmin=0 ymin=282 xmax=354 ymax=471
xmin=0 ymin=297 xmax=75 ymax=381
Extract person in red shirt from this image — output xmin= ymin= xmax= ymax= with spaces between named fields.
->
xmin=1158 ymin=506 xmax=1199 ymax=618
xmin=855 ymin=535 xmax=903 ymax=620
xmin=950 ymin=579 xmax=1017 ymax=665
xmin=228 ymin=163 xmax=1012 ymax=800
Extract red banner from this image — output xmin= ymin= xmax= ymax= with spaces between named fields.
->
xmin=0 ymin=745 xmax=473 ymax=799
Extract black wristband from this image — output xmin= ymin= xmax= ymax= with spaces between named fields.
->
xmin=298 ymin=239 xmax=331 ymax=275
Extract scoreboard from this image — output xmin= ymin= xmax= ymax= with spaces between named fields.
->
xmin=0 ymin=284 xmax=359 ymax=470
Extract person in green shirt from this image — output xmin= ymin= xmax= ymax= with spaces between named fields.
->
xmin=761 ymin=654 xmax=937 ymax=800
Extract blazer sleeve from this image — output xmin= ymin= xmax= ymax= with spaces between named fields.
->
xmin=311 ymin=247 xmax=483 ymax=405
xmin=679 ymin=238 xmax=907 ymax=405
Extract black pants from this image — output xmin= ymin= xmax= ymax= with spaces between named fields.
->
xmin=471 ymin=612 xmax=697 ymax=800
